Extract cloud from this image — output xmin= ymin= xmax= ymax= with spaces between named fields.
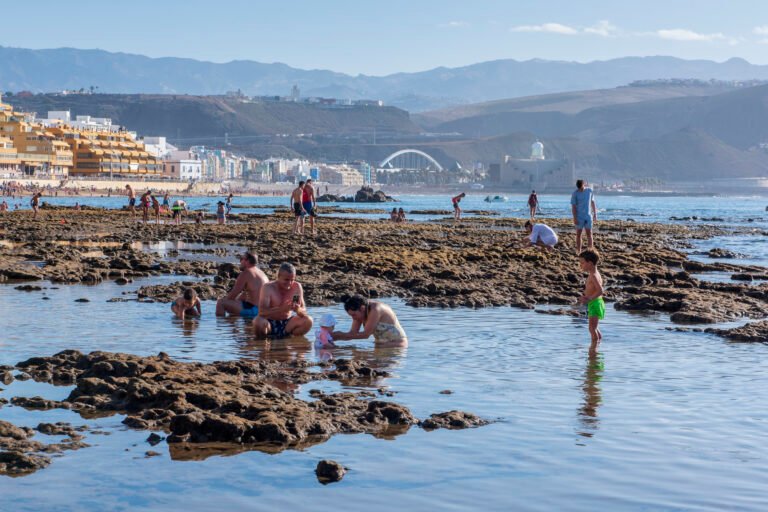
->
xmin=511 ymin=23 xmax=579 ymax=35
xmin=584 ymin=20 xmax=619 ymax=37
xmin=655 ymin=29 xmax=726 ymax=42
xmin=439 ymin=21 xmax=468 ymax=29
xmin=754 ymin=25 xmax=768 ymax=36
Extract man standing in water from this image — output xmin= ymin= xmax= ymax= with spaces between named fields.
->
xmin=527 ymin=190 xmax=539 ymax=220
xmin=215 ymin=251 xmax=268 ymax=317
xmin=452 ymin=192 xmax=466 ymax=221
xmin=125 ymin=184 xmax=136 ymax=217
xmin=253 ymin=262 xmax=313 ymax=339
xmin=291 ymin=181 xmax=307 ymax=236
xmin=571 ymin=179 xmax=597 ymax=254
xmin=302 ymin=178 xmax=317 ymax=235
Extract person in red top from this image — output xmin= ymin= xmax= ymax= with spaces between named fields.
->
xmin=452 ymin=192 xmax=466 ymax=221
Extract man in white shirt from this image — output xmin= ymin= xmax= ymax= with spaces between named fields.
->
xmin=524 ymin=220 xmax=558 ymax=252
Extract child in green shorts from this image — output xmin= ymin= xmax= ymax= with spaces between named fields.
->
xmin=579 ymin=249 xmax=604 ymax=355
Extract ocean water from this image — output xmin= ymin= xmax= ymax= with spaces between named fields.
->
xmin=7 ymin=192 xmax=768 ymax=229
xmin=1 ymin=195 xmax=768 ymax=510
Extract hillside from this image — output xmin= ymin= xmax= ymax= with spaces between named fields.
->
xmin=6 ymin=94 xmax=419 ymax=140
xmin=5 ymin=46 xmax=768 ymax=111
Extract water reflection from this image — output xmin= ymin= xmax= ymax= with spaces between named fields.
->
xmin=577 ymin=352 xmax=604 ymax=439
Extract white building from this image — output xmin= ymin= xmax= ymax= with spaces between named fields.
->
xmin=42 ymin=111 xmax=121 ymax=133
xmin=164 ymin=150 xmax=203 ymax=181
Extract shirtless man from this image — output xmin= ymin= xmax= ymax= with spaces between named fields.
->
xmin=140 ymin=190 xmax=152 ymax=224
xmin=215 ymin=252 xmax=268 ymax=317
xmin=30 ymin=192 xmax=42 ymax=220
xmin=302 ymin=178 xmax=317 ymax=235
xmin=290 ymin=182 xmax=307 ymax=235
xmin=125 ymin=185 xmax=136 ymax=217
xmin=252 ymin=262 xmax=313 ymax=339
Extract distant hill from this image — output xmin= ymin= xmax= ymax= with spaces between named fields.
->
xmin=6 ymin=93 xmax=419 ymax=141
xmin=4 ymin=46 xmax=768 ymax=111
xmin=418 ymin=83 xmax=768 ymax=149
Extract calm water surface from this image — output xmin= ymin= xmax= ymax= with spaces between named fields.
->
xmin=2 ymin=195 xmax=768 ymax=510
xmin=1 ymin=276 xmax=768 ymax=511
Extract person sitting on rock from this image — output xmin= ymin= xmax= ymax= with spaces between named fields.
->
xmin=397 ymin=208 xmax=406 ymax=223
xmin=333 ymin=295 xmax=407 ymax=346
xmin=215 ymin=252 xmax=267 ymax=318
xmin=171 ymin=288 xmax=201 ymax=320
xmin=252 ymin=262 xmax=313 ymax=339
xmin=523 ymin=220 xmax=558 ymax=252
xmin=390 ymin=207 xmax=398 ymax=222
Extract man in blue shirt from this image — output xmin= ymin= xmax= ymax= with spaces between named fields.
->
xmin=570 ymin=179 xmax=597 ymax=254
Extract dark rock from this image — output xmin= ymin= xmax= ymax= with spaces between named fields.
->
xmin=0 ymin=451 xmax=51 ymax=476
xmin=315 ymin=460 xmax=346 ymax=484
xmin=146 ymin=433 xmax=164 ymax=446
xmin=419 ymin=411 xmax=489 ymax=431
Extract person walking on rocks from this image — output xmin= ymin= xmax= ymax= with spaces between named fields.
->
xmin=125 ymin=185 xmax=136 ymax=218
xmin=523 ymin=220 xmax=558 ymax=252
xmin=215 ymin=251 xmax=267 ymax=317
xmin=291 ymin=182 xmax=307 ymax=236
xmin=528 ymin=190 xmax=539 ymax=220
xmin=253 ymin=262 xmax=313 ymax=339
xmin=30 ymin=192 xmax=42 ymax=220
xmin=171 ymin=199 xmax=187 ymax=225
xmin=140 ymin=190 xmax=152 ymax=224
xmin=452 ymin=192 xmax=466 ymax=221
xmin=303 ymin=178 xmax=317 ymax=235
xmin=151 ymin=194 xmax=161 ymax=224
xmin=571 ymin=179 xmax=597 ymax=254
xmin=225 ymin=193 xmax=234 ymax=215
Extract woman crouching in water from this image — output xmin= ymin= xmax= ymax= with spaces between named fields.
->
xmin=333 ymin=295 xmax=407 ymax=346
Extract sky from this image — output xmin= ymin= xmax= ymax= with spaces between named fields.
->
xmin=3 ymin=0 xmax=768 ymax=75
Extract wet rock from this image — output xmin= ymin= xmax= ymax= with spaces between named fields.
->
xmin=731 ymin=273 xmax=755 ymax=281
xmin=669 ymin=310 xmax=717 ymax=324
xmin=0 ymin=420 xmax=33 ymax=440
xmin=708 ymin=248 xmax=744 ymax=259
xmin=14 ymin=285 xmax=43 ymax=291
xmin=74 ymin=298 xmax=90 ymax=303
xmin=315 ymin=460 xmax=346 ymax=484
xmin=706 ymin=320 xmax=768 ymax=342
xmin=418 ymin=411 xmax=490 ymax=431
xmin=144 ymin=450 xmax=162 ymax=458
xmin=439 ymin=390 xmax=453 ymax=395
xmin=0 ymin=451 xmax=51 ymax=476
xmin=1 ymin=371 xmax=13 ymax=385
xmin=146 ymin=433 xmax=165 ymax=446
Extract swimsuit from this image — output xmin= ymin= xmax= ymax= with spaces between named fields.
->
xmin=129 ymin=198 xmax=136 ymax=206
xmin=240 ymin=301 xmax=258 ymax=317
xmin=268 ymin=317 xmax=292 ymax=338
xmin=373 ymin=321 xmax=407 ymax=343
xmin=293 ymin=202 xmax=304 ymax=217
xmin=587 ymin=297 xmax=605 ymax=319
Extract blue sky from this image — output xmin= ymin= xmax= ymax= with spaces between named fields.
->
xmin=3 ymin=0 xmax=768 ymax=75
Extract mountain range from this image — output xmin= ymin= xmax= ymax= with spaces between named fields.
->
xmin=4 ymin=46 xmax=768 ymax=111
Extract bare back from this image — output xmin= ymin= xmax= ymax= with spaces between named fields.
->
xmin=238 ymin=267 xmax=268 ymax=305
xmin=585 ymin=270 xmax=603 ymax=299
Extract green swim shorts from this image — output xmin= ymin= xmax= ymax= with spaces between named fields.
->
xmin=587 ymin=297 xmax=605 ymax=319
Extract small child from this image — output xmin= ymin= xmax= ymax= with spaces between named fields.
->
xmin=314 ymin=313 xmax=337 ymax=348
xmin=578 ymin=249 xmax=604 ymax=354
xmin=195 ymin=211 xmax=203 ymax=225
xmin=171 ymin=288 xmax=201 ymax=320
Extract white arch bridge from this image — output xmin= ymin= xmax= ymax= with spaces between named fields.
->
xmin=379 ymin=149 xmax=444 ymax=171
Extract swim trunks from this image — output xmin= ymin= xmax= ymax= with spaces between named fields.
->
xmin=240 ymin=301 xmax=258 ymax=317
xmin=575 ymin=215 xmax=593 ymax=230
xmin=293 ymin=202 xmax=304 ymax=217
xmin=587 ymin=297 xmax=605 ymax=320
xmin=373 ymin=322 xmax=407 ymax=343
xmin=302 ymin=201 xmax=315 ymax=217
xmin=129 ymin=198 xmax=136 ymax=207
xmin=268 ymin=318 xmax=291 ymax=338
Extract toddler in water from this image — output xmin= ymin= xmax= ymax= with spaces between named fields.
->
xmin=171 ymin=288 xmax=201 ymax=320
xmin=578 ymin=249 xmax=604 ymax=355
xmin=314 ymin=313 xmax=337 ymax=348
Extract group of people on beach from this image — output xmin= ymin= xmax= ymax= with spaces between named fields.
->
xmin=452 ymin=180 xmax=604 ymax=352
xmin=171 ymin=255 xmax=407 ymax=348
xmin=125 ymin=184 xmax=202 ymax=225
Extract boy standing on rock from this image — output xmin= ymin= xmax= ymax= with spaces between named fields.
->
xmin=291 ymin=182 xmax=307 ymax=236
xmin=579 ymin=249 xmax=604 ymax=355
xmin=125 ymin=185 xmax=136 ymax=218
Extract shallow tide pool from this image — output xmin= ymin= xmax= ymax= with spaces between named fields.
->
xmin=1 ymin=275 xmax=767 ymax=511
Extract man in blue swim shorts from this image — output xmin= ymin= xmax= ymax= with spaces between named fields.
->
xmin=215 ymin=251 xmax=268 ymax=318
xmin=571 ymin=179 xmax=598 ymax=254
xmin=253 ymin=262 xmax=313 ymax=339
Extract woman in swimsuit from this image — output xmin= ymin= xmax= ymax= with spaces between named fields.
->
xmin=333 ymin=295 xmax=407 ymax=346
